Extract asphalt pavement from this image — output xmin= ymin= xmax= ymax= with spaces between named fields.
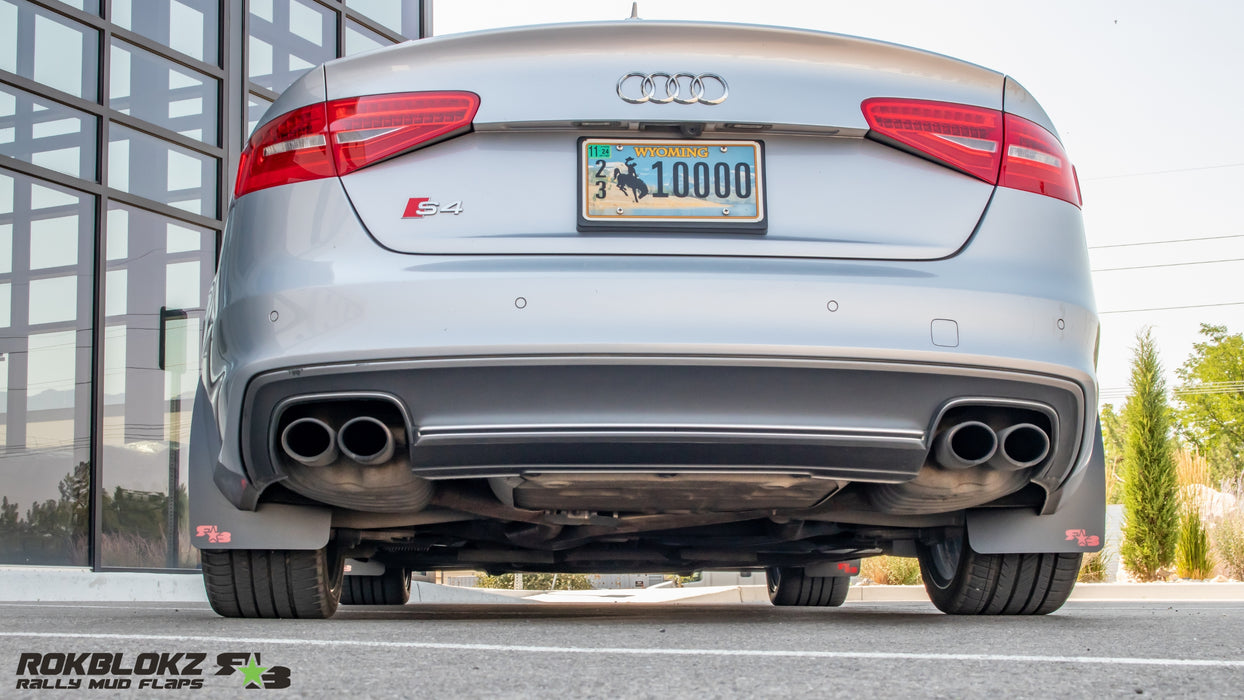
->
xmin=2 ymin=600 xmax=1241 ymax=698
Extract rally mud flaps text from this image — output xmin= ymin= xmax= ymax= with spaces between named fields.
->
xmin=15 ymin=652 xmax=291 ymax=690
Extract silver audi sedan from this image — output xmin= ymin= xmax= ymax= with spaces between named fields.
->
xmin=190 ymin=19 xmax=1103 ymax=618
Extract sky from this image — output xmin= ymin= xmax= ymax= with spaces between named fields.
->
xmin=434 ymin=0 xmax=1244 ymax=406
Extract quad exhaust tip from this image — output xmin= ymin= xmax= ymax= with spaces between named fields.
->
xmin=991 ymin=423 xmax=1051 ymax=471
xmin=933 ymin=420 xmax=997 ymax=470
xmin=338 ymin=416 xmax=396 ymax=466
xmin=280 ymin=417 xmax=339 ymax=467
xmin=933 ymin=419 xmax=1051 ymax=471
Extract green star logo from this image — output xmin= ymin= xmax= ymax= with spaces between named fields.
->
xmin=238 ymin=656 xmax=268 ymax=688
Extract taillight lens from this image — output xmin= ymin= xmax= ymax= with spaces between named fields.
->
xmin=329 ymin=93 xmax=480 ymax=175
xmin=235 ymin=102 xmax=333 ymax=197
xmin=861 ymin=98 xmax=1002 ymax=182
xmin=235 ymin=91 xmax=480 ymax=198
xmin=999 ymin=112 xmax=1079 ymax=206
xmin=861 ymin=97 xmax=1080 ymax=207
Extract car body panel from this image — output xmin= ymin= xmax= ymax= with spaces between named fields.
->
xmin=340 ymin=131 xmax=994 ymax=258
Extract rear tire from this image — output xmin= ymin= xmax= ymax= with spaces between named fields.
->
xmin=201 ymin=546 xmax=343 ymax=619
xmin=341 ymin=567 xmax=412 ymax=606
xmin=917 ymin=531 xmax=1081 ymax=615
xmin=767 ymin=567 xmax=850 ymax=607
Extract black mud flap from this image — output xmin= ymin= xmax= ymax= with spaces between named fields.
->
xmin=965 ymin=420 xmax=1106 ymax=554
xmin=189 ymin=383 xmax=331 ymax=550
xmin=804 ymin=559 xmax=862 ymax=577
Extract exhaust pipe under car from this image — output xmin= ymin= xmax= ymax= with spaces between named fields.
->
xmin=990 ymin=423 xmax=1051 ymax=471
xmin=280 ymin=417 xmax=339 ymax=467
xmin=933 ymin=420 xmax=998 ymax=470
xmin=338 ymin=416 xmax=397 ymax=466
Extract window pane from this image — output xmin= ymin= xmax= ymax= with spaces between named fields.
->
xmin=248 ymin=0 xmax=336 ymax=94
xmin=101 ymin=202 xmax=213 ymax=568
xmin=0 ymin=83 xmax=98 ymax=180
xmin=0 ymin=0 xmax=100 ymax=101
xmin=0 ymin=167 xmax=93 ymax=567
xmin=345 ymin=19 xmax=392 ymax=57
xmin=50 ymin=0 xmax=99 ymax=13
xmin=111 ymin=0 xmax=218 ymax=65
xmin=347 ymin=0 xmax=423 ymax=37
xmin=110 ymin=39 xmax=219 ymax=144
xmin=246 ymin=93 xmax=273 ymax=145
xmin=108 ymin=124 xmax=218 ymax=217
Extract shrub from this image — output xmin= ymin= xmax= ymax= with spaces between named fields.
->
xmin=1120 ymin=329 xmax=1180 ymax=581
xmin=474 ymin=572 xmax=594 ymax=590
xmin=1175 ymin=504 xmax=1213 ymax=579
xmin=1176 ymin=450 xmax=1211 ymax=490
xmin=1077 ymin=548 xmax=1110 ymax=583
xmin=1175 ymin=452 xmax=1214 ymax=579
xmin=860 ymin=556 xmax=921 ymax=585
xmin=1212 ymin=510 xmax=1244 ymax=580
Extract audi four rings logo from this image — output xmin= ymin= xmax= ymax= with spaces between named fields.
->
xmin=617 ymin=72 xmax=729 ymax=105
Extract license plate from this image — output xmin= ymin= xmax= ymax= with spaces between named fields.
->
xmin=579 ymin=139 xmax=765 ymax=231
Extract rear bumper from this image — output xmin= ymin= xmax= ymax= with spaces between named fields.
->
xmin=200 ymin=178 xmax=1098 ymax=515
xmin=241 ymin=355 xmax=1086 ymax=493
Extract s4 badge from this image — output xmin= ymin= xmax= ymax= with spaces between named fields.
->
xmin=403 ymin=198 xmax=463 ymax=218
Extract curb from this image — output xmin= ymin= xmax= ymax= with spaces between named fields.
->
xmin=1068 ymin=582 xmax=1244 ymax=601
xmin=411 ymin=582 xmax=533 ymax=604
xmin=3 ymin=567 xmax=1241 ymax=604
xmin=0 ymin=567 xmax=210 ymax=603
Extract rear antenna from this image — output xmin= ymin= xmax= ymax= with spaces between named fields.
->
xmin=628 ymin=2 xmax=641 ymax=19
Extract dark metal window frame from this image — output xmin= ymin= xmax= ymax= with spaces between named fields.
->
xmin=242 ymin=0 xmax=431 ymax=106
xmin=1 ymin=0 xmax=430 ymax=573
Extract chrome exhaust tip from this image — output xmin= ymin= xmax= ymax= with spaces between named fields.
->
xmin=933 ymin=420 xmax=998 ymax=470
xmin=991 ymin=423 xmax=1051 ymax=471
xmin=338 ymin=416 xmax=396 ymax=466
xmin=280 ymin=417 xmax=339 ymax=467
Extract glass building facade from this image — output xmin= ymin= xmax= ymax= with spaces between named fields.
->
xmin=0 ymin=0 xmax=430 ymax=571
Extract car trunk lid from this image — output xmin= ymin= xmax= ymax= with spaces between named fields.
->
xmin=324 ymin=21 xmax=1004 ymax=259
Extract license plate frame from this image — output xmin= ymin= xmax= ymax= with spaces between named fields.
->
xmin=577 ymin=137 xmax=766 ymax=233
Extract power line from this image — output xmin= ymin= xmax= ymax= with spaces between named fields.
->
xmin=1092 ymin=257 xmax=1244 ymax=273
xmin=1099 ymin=382 xmax=1244 ymax=400
xmin=1173 ymin=381 xmax=1244 ymax=396
xmin=1082 ymin=162 xmax=1244 ymax=181
xmin=1177 ymin=388 xmax=1244 ymax=396
xmin=1099 ymin=299 xmax=1244 ymax=313
xmin=1089 ymin=233 xmax=1244 ymax=250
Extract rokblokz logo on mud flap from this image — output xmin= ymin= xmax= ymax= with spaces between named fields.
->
xmin=15 ymin=651 xmax=290 ymax=690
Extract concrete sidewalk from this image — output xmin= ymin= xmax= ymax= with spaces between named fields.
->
xmin=3 ymin=567 xmax=1242 ymax=604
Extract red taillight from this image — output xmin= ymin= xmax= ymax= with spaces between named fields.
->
xmin=861 ymin=98 xmax=1002 ymax=182
xmin=234 ymin=102 xmax=333 ymax=197
xmin=328 ymin=93 xmax=481 ymax=175
xmin=999 ymin=112 xmax=1080 ymax=206
xmin=234 ymin=91 xmax=481 ymax=198
xmin=861 ymin=97 xmax=1080 ymax=207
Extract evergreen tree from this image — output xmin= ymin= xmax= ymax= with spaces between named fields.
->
xmin=1119 ymin=329 xmax=1180 ymax=581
